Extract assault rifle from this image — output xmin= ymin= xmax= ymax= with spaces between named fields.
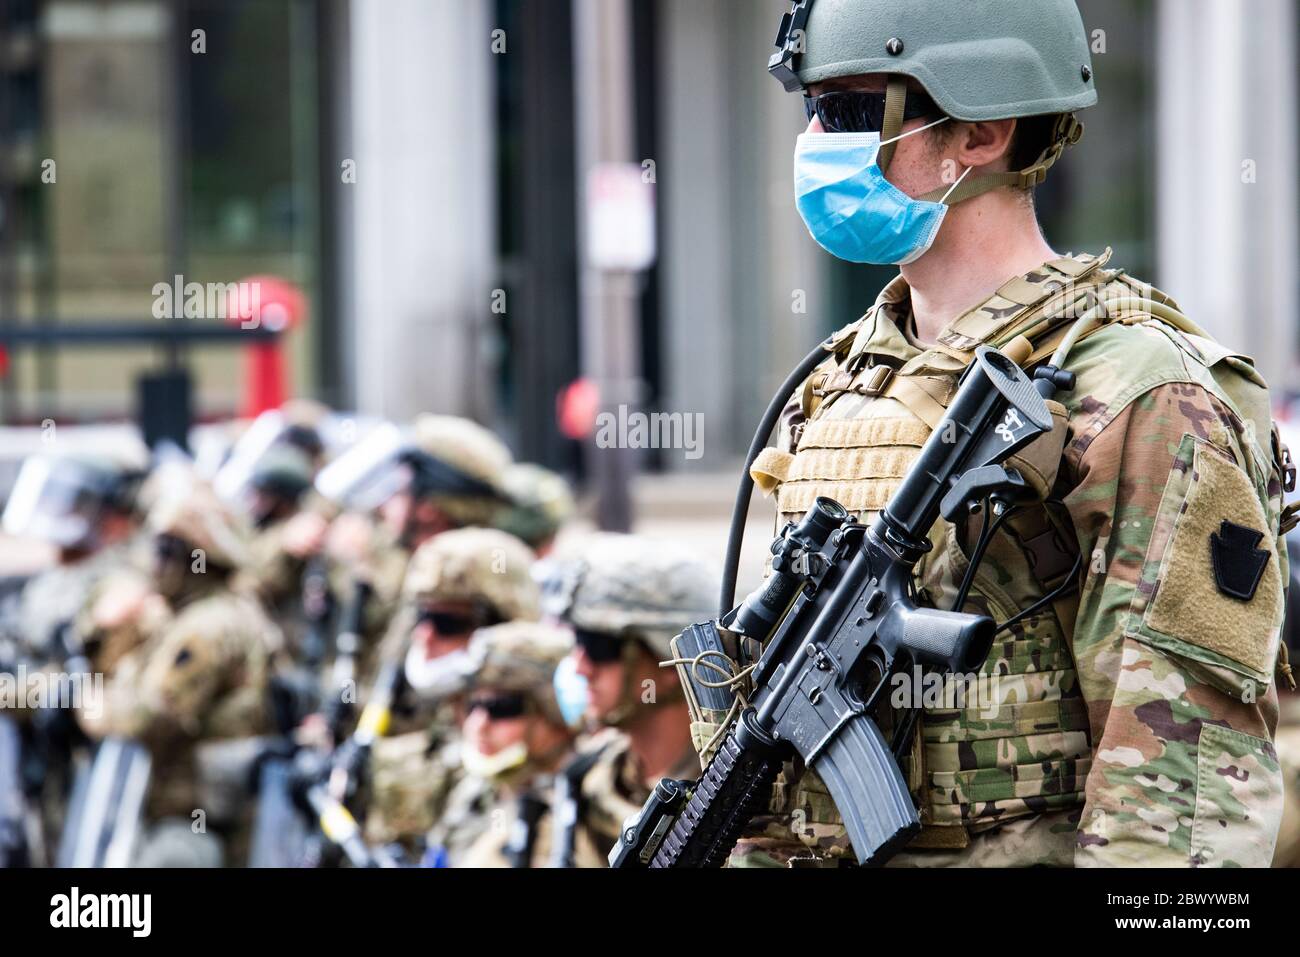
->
xmin=613 ymin=346 xmax=1066 ymax=868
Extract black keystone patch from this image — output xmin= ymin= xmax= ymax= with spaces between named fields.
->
xmin=1210 ymin=521 xmax=1271 ymax=602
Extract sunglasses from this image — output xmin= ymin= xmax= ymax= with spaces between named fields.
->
xmin=803 ymin=89 xmax=940 ymax=135
xmin=153 ymin=534 xmax=190 ymax=563
xmin=573 ymin=627 xmax=627 ymax=665
xmin=418 ymin=607 xmax=499 ymax=637
xmin=466 ymin=693 xmax=529 ymax=721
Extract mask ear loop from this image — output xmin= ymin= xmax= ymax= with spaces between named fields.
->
xmin=939 ymin=163 xmax=974 ymax=205
xmin=879 ymin=114 xmax=949 ymax=149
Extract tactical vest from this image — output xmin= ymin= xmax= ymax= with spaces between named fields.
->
xmin=748 ymin=250 xmax=1277 ymax=849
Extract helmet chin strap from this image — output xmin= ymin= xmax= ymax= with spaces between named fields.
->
xmin=600 ymin=639 xmax=686 ymax=730
xmin=880 ymin=75 xmax=1085 ymax=206
xmin=877 ymin=76 xmax=910 ymax=173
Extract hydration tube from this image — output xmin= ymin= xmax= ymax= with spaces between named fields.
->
xmin=720 ymin=341 xmax=834 ymax=616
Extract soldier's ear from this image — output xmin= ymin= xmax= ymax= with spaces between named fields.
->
xmin=955 ymin=118 xmax=1018 ymax=171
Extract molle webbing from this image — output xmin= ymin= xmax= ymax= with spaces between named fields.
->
xmin=775 ymin=416 xmax=930 ymax=520
xmin=763 ymin=256 xmax=1156 ymax=838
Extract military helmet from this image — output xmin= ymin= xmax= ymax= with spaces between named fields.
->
xmin=464 ymin=620 xmax=574 ymax=727
xmin=771 ymin=0 xmax=1096 ymax=119
xmin=494 ymin=463 xmax=576 ymax=550
xmin=214 ymin=408 xmax=323 ymax=505
xmin=557 ymin=534 xmax=718 ymax=660
xmin=248 ymin=444 xmax=315 ymax=502
xmin=147 ymin=483 xmax=250 ymax=571
xmin=403 ymin=527 xmax=540 ymax=622
xmin=316 ymin=415 xmax=512 ymax=524
xmin=411 ymin=415 xmax=512 ymax=488
xmin=2 ymin=453 xmax=142 ymax=548
xmin=771 ymin=0 xmax=1094 ymax=200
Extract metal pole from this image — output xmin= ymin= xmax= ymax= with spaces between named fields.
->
xmin=573 ymin=0 xmax=640 ymax=532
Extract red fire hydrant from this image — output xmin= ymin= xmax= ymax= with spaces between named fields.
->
xmin=225 ymin=276 xmax=305 ymax=419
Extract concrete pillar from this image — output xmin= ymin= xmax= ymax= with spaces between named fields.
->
xmin=1156 ymin=0 xmax=1298 ymax=390
xmin=658 ymin=0 xmax=830 ymax=469
xmin=345 ymin=0 xmax=496 ymax=421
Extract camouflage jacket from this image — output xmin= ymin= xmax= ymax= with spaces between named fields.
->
xmin=236 ymin=517 xmax=309 ymax=650
xmin=364 ymin=720 xmax=462 ymax=847
xmin=732 ymin=253 xmax=1287 ymax=868
xmin=80 ymin=580 xmax=284 ymax=819
xmin=425 ymin=766 xmax=500 ymax=866
xmin=566 ymin=729 xmax=702 ymax=868
xmin=17 ymin=541 xmax=137 ymax=659
xmin=459 ymin=777 xmax=557 ymax=868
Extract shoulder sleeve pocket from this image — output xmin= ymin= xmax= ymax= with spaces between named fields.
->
xmin=1127 ymin=435 xmax=1285 ymax=696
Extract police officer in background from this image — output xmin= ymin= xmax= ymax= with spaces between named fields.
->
xmin=712 ymin=0 xmax=1289 ymax=867
xmin=546 ymin=534 xmax=718 ymax=867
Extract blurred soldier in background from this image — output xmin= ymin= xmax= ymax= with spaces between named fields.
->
xmin=0 ymin=451 xmax=144 ymax=864
xmin=314 ymin=414 xmax=515 ymax=691
xmin=76 ymin=480 xmax=283 ymax=866
xmin=362 ymin=527 xmax=539 ymax=853
xmin=214 ymin=405 xmax=330 ymax=658
xmin=233 ymin=444 xmax=323 ymax=657
xmin=441 ymin=620 xmax=575 ymax=868
xmin=546 ymin=534 xmax=717 ymax=867
xmin=3 ymin=453 xmax=145 ymax=661
xmin=495 ymin=463 xmax=576 ymax=557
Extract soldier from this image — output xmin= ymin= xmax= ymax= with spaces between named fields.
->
xmin=78 ymin=481 xmax=283 ymax=866
xmin=315 ymin=415 xmax=516 ymax=682
xmin=232 ymin=443 xmax=322 ymax=657
xmin=713 ymin=0 xmax=1289 ymax=867
xmin=435 ymin=620 xmax=575 ymax=868
xmin=3 ymin=452 xmax=144 ymax=660
xmin=495 ymin=463 xmax=576 ymax=557
xmin=546 ymin=534 xmax=718 ymax=867
xmin=0 ymin=451 xmax=144 ymax=863
xmin=362 ymin=527 xmax=540 ymax=852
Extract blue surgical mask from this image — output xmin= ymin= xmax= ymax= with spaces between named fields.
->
xmin=794 ymin=119 xmax=970 ymax=266
xmin=552 ymin=654 xmax=590 ymax=730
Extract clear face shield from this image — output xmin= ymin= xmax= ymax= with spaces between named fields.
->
xmin=2 ymin=456 xmax=114 ymax=549
xmin=212 ymin=411 xmax=290 ymax=505
xmin=313 ymin=423 xmax=413 ymax=512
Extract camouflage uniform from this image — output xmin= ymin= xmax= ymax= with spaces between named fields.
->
xmin=232 ymin=443 xmax=324 ymax=656
xmin=443 ymin=620 xmax=575 ymax=868
xmin=728 ymin=253 xmax=1288 ymax=868
xmin=363 ymin=528 xmax=540 ymax=848
xmin=78 ymin=485 xmax=283 ymax=860
xmin=560 ymin=728 xmax=702 ymax=868
xmin=17 ymin=542 xmax=137 ymax=660
xmin=321 ymin=415 xmax=516 ymax=687
xmin=1270 ymin=692 xmax=1300 ymax=866
xmin=547 ymin=534 xmax=719 ymax=866
xmin=423 ymin=758 xmax=497 ymax=866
